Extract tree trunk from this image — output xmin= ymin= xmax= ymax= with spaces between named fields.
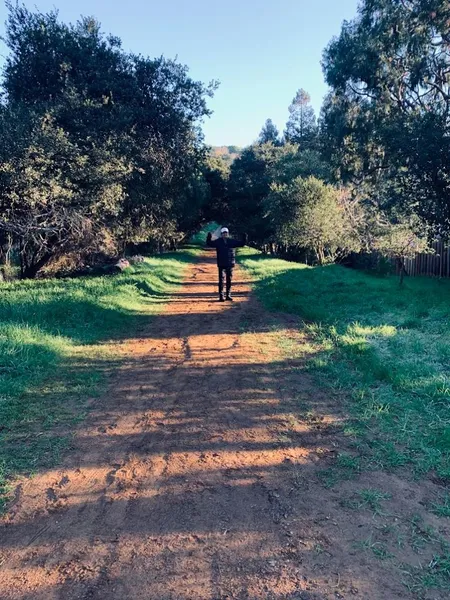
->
xmin=20 ymin=252 xmax=53 ymax=279
xmin=5 ymin=234 xmax=13 ymax=266
xmin=399 ymin=257 xmax=407 ymax=286
xmin=315 ymin=246 xmax=325 ymax=265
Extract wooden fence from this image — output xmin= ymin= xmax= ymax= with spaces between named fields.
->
xmin=404 ymin=240 xmax=450 ymax=278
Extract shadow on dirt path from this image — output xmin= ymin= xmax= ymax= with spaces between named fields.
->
xmin=0 ymin=252 xmax=443 ymax=600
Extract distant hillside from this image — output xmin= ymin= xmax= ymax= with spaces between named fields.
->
xmin=210 ymin=145 xmax=242 ymax=166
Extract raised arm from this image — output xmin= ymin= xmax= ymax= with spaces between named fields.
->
xmin=229 ymin=233 xmax=248 ymax=248
xmin=206 ymin=232 xmax=219 ymax=248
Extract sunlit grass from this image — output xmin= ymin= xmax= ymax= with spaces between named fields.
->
xmin=239 ymin=248 xmax=450 ymax=479
xmin=0 ymin=248 xmax=198 ymax=510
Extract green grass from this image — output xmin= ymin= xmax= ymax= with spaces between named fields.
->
xmin=342 ymin=488 xmax=392 ymax=515
xmin=356 ymin=534 xmax=395 ymax=560
xmin=403 ymin=551 xmax=450 ymax=594
xmin=0 ymin=248 xmax=198 ymax=511
xmin=431 ymin=494 xmax=450 ymax=518
xmin=401 ymin=517 xmax=450 ymax=595
xmin=239 ymin=248 xmax=450 ymax=481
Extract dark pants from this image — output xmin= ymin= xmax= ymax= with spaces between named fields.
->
xmin=218 ymin=266 xmax=233 ymax=297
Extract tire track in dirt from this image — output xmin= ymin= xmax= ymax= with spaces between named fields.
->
xmin=0 ymin=252 xmax=440 ymax=600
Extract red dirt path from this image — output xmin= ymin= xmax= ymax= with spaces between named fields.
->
xmin=0 ymin=253 xmax=445 ymax=600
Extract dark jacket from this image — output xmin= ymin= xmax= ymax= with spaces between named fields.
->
xmin=206 ymin=233 xmax=246 ymax=268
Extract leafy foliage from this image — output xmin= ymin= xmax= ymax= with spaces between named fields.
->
xmin=201 ymin=156 xmax=230 ymax=223
xmin=266 ymin=177 xmax=362 ymax=264
xmin=0 ymin=3 xmax=216 ymax=277
xmin=373 ymin=216 xmax=431 ymax=284
xmin=321 ymin=0 xmax=450 ymax=233
xmin=227 ymin=138 xmax=351 ymax=255
xmin=1 ymin=1 xmax=447 ymax=276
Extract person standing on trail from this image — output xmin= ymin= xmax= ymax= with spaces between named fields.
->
xmin=206 ymin=227 xmax=247 ymax=302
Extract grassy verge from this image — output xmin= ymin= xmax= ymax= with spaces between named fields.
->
xmin=0 ymin=248 xmax=198 ymax=511
xmin=240 ymin=248 xmax=450 ymax=596
xmin=239 ymin=248 xmax=450 ymax=479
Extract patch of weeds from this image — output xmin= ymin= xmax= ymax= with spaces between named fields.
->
xmin=291 ymin=465 xmax=306 ymax=490
xmin=317 ymin=467 xmax=341 ymax=489
xmin=372 ymin=544 xmax=395 ymax=560
xmin=375 ymin=522 xmax=406 ymax=549
xmin=314 ymin=543 xmax=325 ymax=555
xmin=372 ymin=441 xmax=411 ymax=471
xmin=340 ymin=488 xmax=391 ymax=516
xmin=342 ymin=420 xmax=366 ymax=439
xmin=305 ymin=410 xmax=322 ymax=424
xmin=408 ymin=514 xmax=441 ymax=553
xmin=431 ymin=494 xmax=450 ymax=518
xmin=286 ymin=414 xmax=300 ymax=428
xmin=318 ymin=452 xmax=361 ymax=488
xmin=337 ymin=452 xmax=361 ymax=473
xmin=358 ymin=488 xmax=391 ymax=514
xmin=402 ymin=551 xmax=450 ymax=596
xmin=307 ymin=356 xmax=330 ymax=370
xmin=356 ymin=534 xmax=394 ymax=560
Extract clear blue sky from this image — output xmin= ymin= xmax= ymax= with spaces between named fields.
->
xmin=0 ymin=0 xmax=359 ymax=147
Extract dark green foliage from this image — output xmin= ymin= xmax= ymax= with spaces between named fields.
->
xmin=258 ymin=118 xmax=281 ymax=145
xmin=0 ymin=3 xmax=216 ymax=277
xmin=228 ymin=142 xmax=338 ymax=249
xmin=201 ymin=156 xmax=231 ymax=223
xmin=227 ymin=143 xmax=277 ymax=244
xmin=321 ymin=0 xmax=450 ymax=234
xmin=265 ymin=177 xmax=361 ymax=263
xmin=284 ymin=88 xmax=318 ymax=149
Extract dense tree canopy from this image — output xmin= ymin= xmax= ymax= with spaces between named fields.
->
xmin=0 ymin=3 xmax=216 ymax=276
xmin=266 ymin=177 xmax=362 ymax=264
xmin=321 ymin=0 xmax=450 ymax=233
xmin=0 ymin=1 xmax=444 ymax=277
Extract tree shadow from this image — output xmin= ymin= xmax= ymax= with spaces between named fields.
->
xmin=0 ymin=254 xmax=357 ymax=599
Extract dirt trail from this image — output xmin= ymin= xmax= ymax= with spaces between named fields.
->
xmin=0 ymin=253 xmax=436 ymax=599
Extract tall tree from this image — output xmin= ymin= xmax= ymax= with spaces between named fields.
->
xmin=284 ymin=89 xmax=317 ymax=148
xmin=321 ymin=0 xmax=450 ymax=234
xmin=258 ymin=118 xmax=280 ymax=145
